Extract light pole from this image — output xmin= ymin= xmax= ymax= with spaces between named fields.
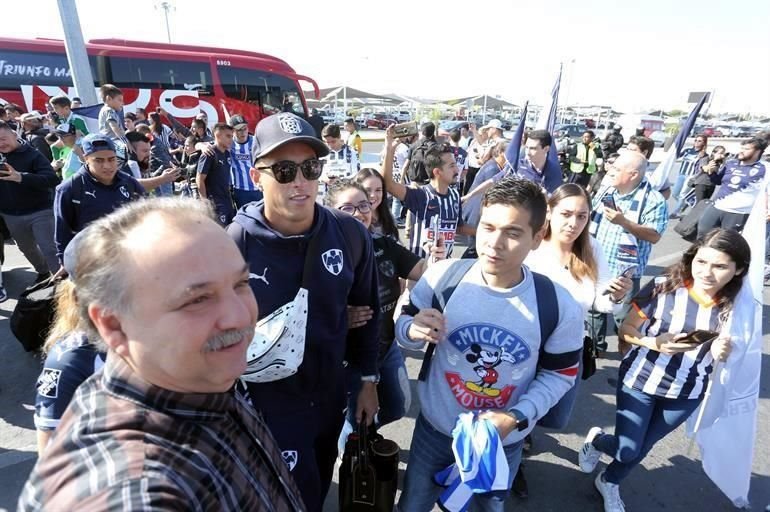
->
xmin=155 ymin=1 xmax=174 ymax=43
xmin=562 ymin=58 xmax=576 ymax=124
xmin=56 ymin=0 xmax=98 ymax=105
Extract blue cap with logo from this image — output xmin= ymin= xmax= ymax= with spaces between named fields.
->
xmin=252 ymin=112 xmax=329 ymax=164
xmin=81 ymin=134 xmax=117 ymax=156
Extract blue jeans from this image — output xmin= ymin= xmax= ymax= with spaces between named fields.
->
xmin=155 ymin=181 xmax=174 ymax=197
xmin=399 ymin=414 xmax=523 ymax=512
xmin=233 ymin=188 xmax=263 ymax=210
xmin=593 ymin=385 xmax=700 ymax=484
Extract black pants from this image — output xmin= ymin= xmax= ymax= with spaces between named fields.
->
xmin=697 ymin=203 xmax=748 ymax=238
xmin=568 ymin=171 xmax=592 ymax=188
xmin=693 ymin=184 xmax=715 ymax=203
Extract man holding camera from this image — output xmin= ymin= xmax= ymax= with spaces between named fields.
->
xmin=0 ymin=120 xmax=60 ymax=282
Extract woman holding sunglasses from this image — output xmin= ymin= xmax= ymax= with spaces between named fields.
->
xmin=325 ymin=180 xmax=445 ymax=439
xmin=579 ymin=228 xmax=749 ymax=512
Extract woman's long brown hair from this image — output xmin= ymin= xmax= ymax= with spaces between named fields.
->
xmin=543 ymin=183 xmax=598 ymax=283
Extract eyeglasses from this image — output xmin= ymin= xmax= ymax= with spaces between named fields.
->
xmin=337 ymin=201 xmax=372 ymax=215
xmin=254 ymin=158 xmax=325 ymax=184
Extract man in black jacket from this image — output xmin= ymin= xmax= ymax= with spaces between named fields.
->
xmin=0 ymin=121 xmax=60 ymax=282
xmin=19 ymin=112 xmax=53 ymax=162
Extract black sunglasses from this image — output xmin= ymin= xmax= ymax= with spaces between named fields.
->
xmin=254 ymin=158 xmax=325 ymax=184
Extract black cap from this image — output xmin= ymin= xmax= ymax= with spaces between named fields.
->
xmin=229 ymin=115 xmax=248 ymax=129
xmin=252 ymin=113 xmax=329 ymax=163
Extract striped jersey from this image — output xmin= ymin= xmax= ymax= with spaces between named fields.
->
xmin=230 ymin=135 xmax=258 ymax=191
xmin=677 ymin=148 xmax=704 ymax=178
xmin=318 ymin=145 xmax=360 ymax=204
xmin=403 ymin=184 xmax=462 ymax=257
xmin=620 ymin=279 xmax=722 ymax=400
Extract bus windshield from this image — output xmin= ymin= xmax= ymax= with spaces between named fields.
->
xmin=217 ymin=64 xmax=303 ymax=116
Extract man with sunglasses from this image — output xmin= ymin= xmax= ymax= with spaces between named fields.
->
xmin=196 ymin=123 xmax=235 ymax=224
xmin=228 ymin=112 xmax=381 ymax=511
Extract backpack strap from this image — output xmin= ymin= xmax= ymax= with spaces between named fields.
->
xmin=417 ymin=259 xmax=476 ymax=382
xmin=70 ymin=174 xmax=85 ymax=222
xmin=533 ymin=271 xmax=559 ymax=357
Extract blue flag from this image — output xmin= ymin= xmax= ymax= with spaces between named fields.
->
xmin=503 ymin=101 xmax=528 ymax=173
xmin=72 ymin=104 xmax=104 ymax=135
xmin=647 ymin=93 xmax=709 ymax=190
xmin=535 ymin=66 xmax=563 ymax=190
xmin=673 ymin=93 xmax=709 ymax=158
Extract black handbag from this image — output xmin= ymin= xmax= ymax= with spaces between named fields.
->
xmin=339 ymin=419 xmax=399 ymax=512
xmin=10 ymin=277 xmax=59 ymax=352
xmin=582 ymin=295 xmax=599 ymax=380
xmin=674 ymin=199 xmax=711 ymax=242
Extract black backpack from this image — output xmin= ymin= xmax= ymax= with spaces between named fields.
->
xmin=407 ymin=139 xmax=437 ymax=184
xmin=10 ymin=278 xmax=59 ymax=352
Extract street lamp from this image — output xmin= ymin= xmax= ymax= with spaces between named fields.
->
xmin=155 ymin=1 xmax=175 ymax=43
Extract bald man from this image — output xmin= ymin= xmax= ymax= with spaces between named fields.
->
xmin=587 ymin=151 xmax=668 ymax=352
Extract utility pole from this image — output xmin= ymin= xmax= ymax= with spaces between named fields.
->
xmin=156 ymin=1 xmax=174 ymax=43
xmin=56 ymin=0 xmax=98 ymax=106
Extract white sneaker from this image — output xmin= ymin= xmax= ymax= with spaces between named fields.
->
xmin=595 ymin=471 xmax=625 ymax=512
xmin=579 ymin=426 xmax=604 ymax=473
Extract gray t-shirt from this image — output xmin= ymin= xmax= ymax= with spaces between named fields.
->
xmin=98 ymin=106 xmax=121 ymax=140
xmin=396 ymin=260 xmax=583 ymax=445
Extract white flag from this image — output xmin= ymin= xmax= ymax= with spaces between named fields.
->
xmin=689 ymin=176 xmax=766 ymax=507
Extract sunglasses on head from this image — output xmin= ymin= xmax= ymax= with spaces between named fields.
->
xmin=254 ymin=158 xmax=325 ymax=184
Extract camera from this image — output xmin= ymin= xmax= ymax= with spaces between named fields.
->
xmin=392 ymin=121 xmax=418 ymax=139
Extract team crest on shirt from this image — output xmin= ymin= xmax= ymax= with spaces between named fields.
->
xmin=278 ymin=114 xmax=303 ymax=134
xmin=444 ymin=323 xmax=531 ymax=409
xmin=119 ymin=185 xmax=130 ymax=199
xmin=378 ymin=260 xmax=395 ymax=278
xmin=321 ymin=249 xmax=343 ymax=276
xmin=37 ymin=368 xmax=62 ymax=399
xmin=282 ymin=450 xmax=298 ymax=471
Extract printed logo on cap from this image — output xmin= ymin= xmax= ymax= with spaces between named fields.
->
xmin=277 ymin=113 xmax=303 ymax=134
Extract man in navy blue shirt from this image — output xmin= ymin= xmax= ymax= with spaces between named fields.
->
xmin=54 ymin=134 xmax=145 ymax=263
xmin=517 ymin=129 xmax=563 ymax=193
xmin=227 ymin=112 xmax=380 ymax=511
xmin=196 ymin=123 xmax=234 ymax=224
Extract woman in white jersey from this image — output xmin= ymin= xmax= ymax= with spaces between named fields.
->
xmin=519 ymin=183 xmax=631 ymax=497
xmin=578 ymin=228 xmax=749 ymax=512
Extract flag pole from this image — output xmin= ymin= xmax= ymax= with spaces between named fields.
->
xmin=687 ymin=359 xmax=723 ymax=456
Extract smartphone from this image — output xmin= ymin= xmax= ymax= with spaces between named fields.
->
xmin=392 ymin=121 xmax=418 ymax=139
xmin=601 ymin=194 xmax=618 ymax=211
xmin=678 ymin=330 xmax=719 ymax=346
xmin=619 ymin=264 xmax=638 ymax=278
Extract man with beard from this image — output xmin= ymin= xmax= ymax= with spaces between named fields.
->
xmin=124 ymin=131 xmax=181 ymax=192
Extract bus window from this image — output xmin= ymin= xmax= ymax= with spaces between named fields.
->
xmin=217 ymin=65 xmax=303 ymax=116
xmin=107 ymin=57 xmax=212 ymax=95
xmin=0 ymin=49 xmax=99 ymax=89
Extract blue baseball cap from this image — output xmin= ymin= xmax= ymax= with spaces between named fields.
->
xmin=81 ymin=134 xmax=117 ymax=156
xmin=252 ymin=112 xmax=329 ymax=163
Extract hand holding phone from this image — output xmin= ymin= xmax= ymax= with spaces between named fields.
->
xmin=677 ymin=329 xmax=719 ymax=346
xmin=601 ymin=194 xmax=618 ymax=211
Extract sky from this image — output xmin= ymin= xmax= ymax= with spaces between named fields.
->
xmin=6 ymin=0 xmax=770 ymax=115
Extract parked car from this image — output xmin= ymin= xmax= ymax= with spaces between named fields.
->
xmin=394 ymin=111 xmax=411 ymax=122
xmin=366 ymin=113 xmax=397 ymax=129
xmin=649 ymin=130 xmax=668 ymax=147
xmin=555 ymin=123 xmax=588 ymax=141
xmin=733 ymin=126 xmax=756 ymax=138
xmin=439 ymin=120 xmax=470 ymax=133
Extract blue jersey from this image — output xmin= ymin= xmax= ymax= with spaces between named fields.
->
xmin=198 ymin=147 xmax=234 ymax=223
xmin=54 ymin=167 xmax=145 ymax=259
xmin=404 ymin=184 xmax=462 ymax=258
xmin=678 ymin=148 xmax=703 ymax=178
xmin=711 ymin=158 xmax=766 ymax=214
xmin=230 ymin=135 xmax=257 ymax=191
xmin=620 ymin=280 xmax=721 ymax=400
xmin=34 ymin=332 xmax=106 ymax=431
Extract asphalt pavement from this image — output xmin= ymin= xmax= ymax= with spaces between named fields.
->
xmin=0 ymin=164 xmax=768 ymax=511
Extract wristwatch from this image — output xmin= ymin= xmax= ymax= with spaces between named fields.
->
xmin=361 ymin=374 xmax=380 ymax=384
xmin=509 ymin=408 xmax=529 ymax=432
